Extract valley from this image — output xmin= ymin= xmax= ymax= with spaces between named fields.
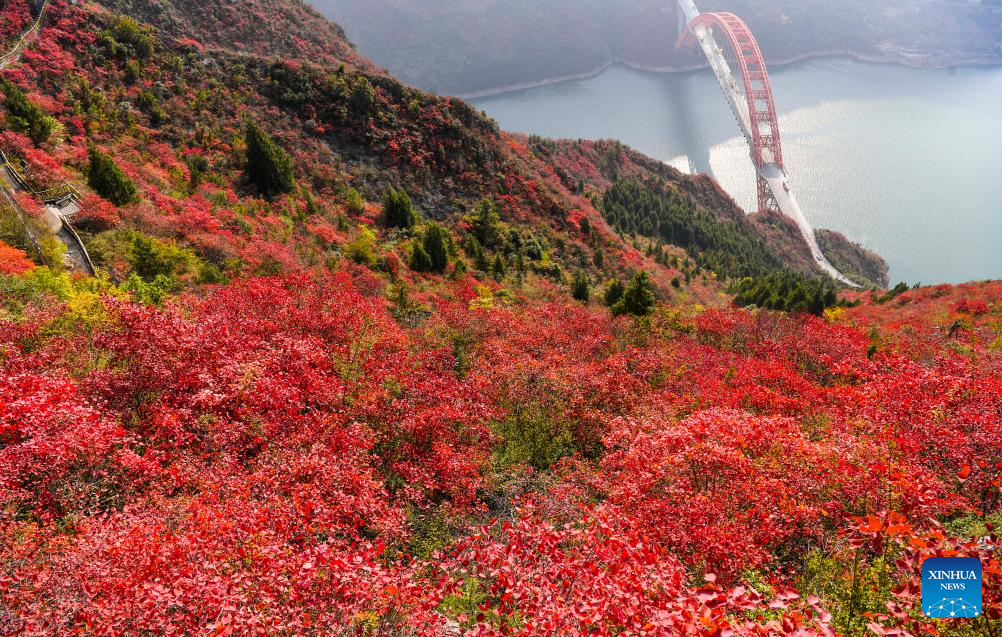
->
xmin=0 ymin=1 xmax=997 ymax=635
xmin=314 ymin=0 xmax=1002 ymax=97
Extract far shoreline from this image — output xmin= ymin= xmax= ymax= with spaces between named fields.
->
xmin=458 ymin=50 xmax=1002 ymax=100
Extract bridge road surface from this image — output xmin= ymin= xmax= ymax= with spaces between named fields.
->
xmin=677 ymin=0 xmax=858 ymax=286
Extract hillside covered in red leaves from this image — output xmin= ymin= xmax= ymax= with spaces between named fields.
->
xmin=0 ymin=1 xmax=998 ymax=636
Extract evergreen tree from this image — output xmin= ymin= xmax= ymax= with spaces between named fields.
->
xmin=381 ymin=187 xmax=417 ymax=229
xmin=0 ymin=79 xmax=55 ymax=145
xmin=409 ymin=242 xmax=432 ymax=272
xmin=244 ymin=120 xmax=295 ymax=196
xmin=604 ymin=279 xmax=625 ymax=307
xmin=600 ymin=180 xmax=787 ymax=281
xmin=612 ymin=271 xmax=656 ymax=317
xmin=88 ymin=146 xmax=138 ymax=207
xmin=731 ymin=272 xmax=838 ymax=316
xmin=421 ymin=223 xmax=449 ymax=272
xmin=470 ymin=238 xmax=490 ymax=273
xmin=593 ymin=249 xmax=604 ymax=268
xmin=472 ymin=198 xmax=501 ymax=249
xmin=492 ymin=254 xmax=506 ymax=281
xmin=571 ymin=271 xmax=590 ymax=303
xmin=350 ymin=77 xmax=378 ymax=115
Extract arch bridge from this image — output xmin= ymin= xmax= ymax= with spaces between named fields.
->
xmin=676 ymin=0 xmax=856 ymax=286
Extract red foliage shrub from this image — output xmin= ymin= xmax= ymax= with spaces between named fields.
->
xmin=73 ymin=192 xmax=120 ymax=232
xmin=0 ymin=241 xmax=34 ymax=274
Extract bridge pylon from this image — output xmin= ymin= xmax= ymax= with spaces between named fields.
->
xmin=676 ymin=1 xmax=859 ymax=286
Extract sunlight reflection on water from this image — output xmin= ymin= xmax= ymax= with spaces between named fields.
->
xmin=474 ymin=60 xmax=1002 ymax=284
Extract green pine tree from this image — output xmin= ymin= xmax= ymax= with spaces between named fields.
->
xmin=492 ymin=254 xmax=506 ymax=281
xmin=410 ymin=242 xmax=432 ymax=272
xmin=572 ymin=271 xmax=590 ymax=303
xmin=472 ymin=240 xmax=490 ymax=273
xmin=88 ymin=146 xmax=138 ymax=207
xmin=244 ymin=120 xmax=295 ymax=196
xmin=604 ymin=279 xmax=625 ymax=307
xmin=381 ymin=187 xmax=417 ymax=229
xmin=472 ymin=198 xmax=501 ymax=249
xmin=422 ymin=223 xmax=449 ymax=272
xmin=612 ymin=271 xmax=656 ymax=317
xmin=0 ymin=79 xmax=55 ymax=145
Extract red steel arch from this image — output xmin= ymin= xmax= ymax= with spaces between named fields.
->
xmin=688 ymin=12 xmax=784 ymax=212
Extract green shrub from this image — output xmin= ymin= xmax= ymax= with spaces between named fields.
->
xmin=124 ymin=232 xmax=209 ymax=288
xmin=87 ymin=146 xmax=138 ymax=206
xmin=122 ymin=273 xmax=172 ymax=305
xmin=344 ymin=187 xmax=365 ymax=215
xmin=345 ymin=227 xmax=377 ymax=266
xmin=0 ymin=79 xmax=56 ymax=145
xmin=124 ymin=59 xmax=141 ymax=84
xmin=350 ymin=77 xmax=377 ymax=115
xmin=134 ymin=92 xmax=167 ymax=127
xmin=493 ymin=404 xmax=575 ymax=471
xmin=612 ymin=271 xmax=655 ymax=317
xmin=381 ymin=187 xmax=417 ymax=229
xmin=105 ymin=16 xmax=155 ymax=60
xmin=244 ymin=120 xmax=295 ymax=196
xmin=875 ymin=282 xmax=909 ymax=304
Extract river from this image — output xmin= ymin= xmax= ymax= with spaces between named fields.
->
xmin=472 ymin=59 xmax=1002 ymax=285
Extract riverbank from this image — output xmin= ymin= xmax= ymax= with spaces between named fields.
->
xmin=457 ymin=49 xmax=1002 ymax=99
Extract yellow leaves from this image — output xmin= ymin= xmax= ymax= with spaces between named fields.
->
xmin=824 ymin=306 xmax=848 ymax=324
xmin=469 ymin=284 xmax=495 ymax=311
xmin=989 ymin=335 xmax=1002 ymax=352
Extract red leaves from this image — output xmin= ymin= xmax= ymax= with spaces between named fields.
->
xmin=0 ymin=368 xmax=132 ymax=519
xmin=0 ymin=255 xmax=998 ymax=636
xmin=73 ymin=192 xmax=121 ymax=232
xmin=863 ymin=515 xmax=884 ymax=533
xmin=0 ymin=240 xmax=34 ymax=275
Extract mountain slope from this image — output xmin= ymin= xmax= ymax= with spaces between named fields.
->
xmin=0 ymin=1 xmax=998 ymax=636
xmin=101 ymin=0 xmax=376 ymax=69
xmin=313 ymin=0 xmax=1002 ymax=96
xmin=0 ymin=0 xmax=883 ymax=298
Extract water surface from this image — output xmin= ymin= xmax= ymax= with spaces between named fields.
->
xmin=473 ymin=60 xmax=1002 ymax=284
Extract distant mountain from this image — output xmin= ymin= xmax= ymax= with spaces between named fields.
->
xmin=311 ymin=0 xmax=1002 ymax=96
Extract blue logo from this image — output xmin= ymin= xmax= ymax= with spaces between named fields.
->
xmin=922 ymin=557 xmax=982 ymax=617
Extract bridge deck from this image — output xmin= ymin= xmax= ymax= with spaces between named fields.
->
xmin=679 ymin=1 xmax=857 ymax=286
